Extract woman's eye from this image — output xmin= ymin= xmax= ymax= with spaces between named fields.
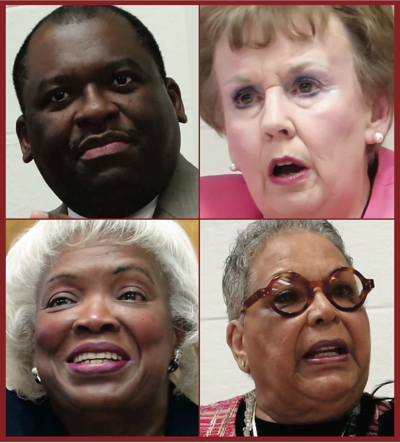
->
xmin=274 ymin=290 xmax=299 ymax=306
xmin=113 ymin=74 xmax=132 ymax=86
xmin=47 ymin=295 xmax=75 ymax=308
xmin=292 ymin=78 xmax=319 ymax=96
xmin=119 ymin=290 xmax=145 ymax=302
xmin=232 ymin=87 xmax=262 ymax=109
xmin=298 ymin=82 xmax=313 ymax=93
xmin=50 ymin=90 xmax=69 ymax=102
xmin=238 ymin=93 xmax=254 ymax=105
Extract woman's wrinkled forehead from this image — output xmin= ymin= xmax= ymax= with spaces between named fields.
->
xmin=221 ymin=6 xmax=330 ymax=52
xmin=38 ymin=237 xmax=164 ymax=290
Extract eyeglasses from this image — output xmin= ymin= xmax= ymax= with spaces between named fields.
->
xmin=242 ymin=267 xmax=374 ymax=317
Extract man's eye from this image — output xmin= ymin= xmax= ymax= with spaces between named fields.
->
xmin=113 ymin=75 xmax=132 ymax=86
xmin=119 ymin=290 xmax=146 ymax=302
xmin=50 ymin=91 xmax=69 ymax=102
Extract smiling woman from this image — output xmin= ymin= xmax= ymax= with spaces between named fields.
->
xmin=200 ymin=5 xmax=394 ymax=219
xmin=6 ymin=220 xmax=198 ymax=436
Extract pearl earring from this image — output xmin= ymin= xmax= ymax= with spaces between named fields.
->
xmin=373 ymin=132 xmax=384 ymax=143
xmin=230 ymin=163 xmax=238 ymax=172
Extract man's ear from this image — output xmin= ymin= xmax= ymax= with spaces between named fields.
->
xmin=365 ymin=95 xmax=392 ymax=146
xmin=16 ymin=115 xmax=33 ymax=163
xmin=227 ymin=320 xmax=250 ymax=374
xmin=165 ymin=77 xmax=187 ymax=124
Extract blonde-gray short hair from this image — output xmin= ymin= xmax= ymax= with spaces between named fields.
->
xmin=200 ymin=5 xmax=394 ymax=135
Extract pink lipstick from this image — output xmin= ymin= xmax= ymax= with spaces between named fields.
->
xmin=268 ymin=156 xmax=310 ymax=186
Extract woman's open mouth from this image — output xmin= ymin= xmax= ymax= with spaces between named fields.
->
xmin=268 ymin=156 xmax=310 ymax=185
xmin=303 ymin=339 xmax=349 ymax=365
xmin=66 ymin=344 xmax=130 ymax=374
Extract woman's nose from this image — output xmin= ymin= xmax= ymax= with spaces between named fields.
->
xmin=72 ymin=296 xmax=120 ymax=334
xmin=307 ymin=289 xmax=339 ymax=327
xmin=74 ymin=85 xmax=119 ymax=126
xmin=261 ymin=87 xmax=295 ymax=139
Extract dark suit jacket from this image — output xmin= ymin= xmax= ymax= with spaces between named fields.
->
xmin=49 ymin=154 xmax=198 ymax=218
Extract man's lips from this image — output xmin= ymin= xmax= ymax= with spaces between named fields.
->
xmin=303 ymin=339 xmax=349 ymax=365
xmin=77 ymin=132 xmax=132 ymax=160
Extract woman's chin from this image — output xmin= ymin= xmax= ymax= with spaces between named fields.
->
xmin=56 ymin=383 xmax=135 ymax=411
xmin=258 ymin=192 xmax=329 ymax=219
xmin=300 ymin=375 xmax=363 ymax=405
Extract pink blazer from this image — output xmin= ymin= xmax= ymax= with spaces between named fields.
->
xmin=200 ymin=147 xmax=394 ymax=219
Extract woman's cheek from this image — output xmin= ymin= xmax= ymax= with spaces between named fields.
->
xmin=227 ymin=122 xmax=261 ymax=164
xmin=34 ymin=314 xmax=67 ymax=354
xmin=131 ymin=309 xmax=175 ymax=348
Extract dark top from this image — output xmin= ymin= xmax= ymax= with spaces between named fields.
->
xmin=235 ymin=393 xmax=394 ymax=436
xmin=6 ymin=385 xmax=199 ymax=436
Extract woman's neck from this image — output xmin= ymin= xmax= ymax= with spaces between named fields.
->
xmin=51 ymin=384 xmax=170 ymax=436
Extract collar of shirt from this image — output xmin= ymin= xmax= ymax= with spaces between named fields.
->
xmin=67 ymin=196 xmax=159 ymax=219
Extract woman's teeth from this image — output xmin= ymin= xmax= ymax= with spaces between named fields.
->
xmin=309 ymin=346 xmax=340 ymax=358
xmin=73 ymin=352 xmax=123 ymax=364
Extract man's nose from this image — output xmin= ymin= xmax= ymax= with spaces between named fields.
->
xmin=72 ymin=296 xmax=120 ymax=334
xmin=261 ymin=87 xmax=295 ymax=139
xmin=74 ymin=85 xmax=119 ymax=126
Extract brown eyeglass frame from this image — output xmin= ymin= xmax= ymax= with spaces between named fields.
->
xmin=242 ymin=267 xmax=374 ymax=317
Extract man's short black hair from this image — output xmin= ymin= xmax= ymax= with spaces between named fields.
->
xmin=12 ymin=5 xmax=167 ymax=114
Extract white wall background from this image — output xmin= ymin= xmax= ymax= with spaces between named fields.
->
xmin=6 ymin=5 xmax=198 ymax=217
xmin=200 ymin=220 xmax=394 ymax=405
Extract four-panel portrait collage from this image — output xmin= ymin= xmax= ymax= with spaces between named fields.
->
xmin=5 ymin=4 xmax=394 ymax=439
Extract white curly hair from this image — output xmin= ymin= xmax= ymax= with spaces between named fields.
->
xmin=6 ymin=220 xmax=198 ymax=402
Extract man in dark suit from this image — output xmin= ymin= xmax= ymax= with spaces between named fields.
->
xmin=13 ymin=5 xmax=198 ymax=218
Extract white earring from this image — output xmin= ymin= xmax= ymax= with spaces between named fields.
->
xmin=373 ymin=132 xmax=384 ymax=143
xmin=32 ymin=367 xmax=42 ymax=384
xmin=230 ymin=163 xmax=238 ymax=172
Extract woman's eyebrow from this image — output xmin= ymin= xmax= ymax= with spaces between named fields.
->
xmin=113 ymin=265 xmax=154 ymax=284
xmin=46 ymin=273 xmax=78 ymax=284
xmin=288 ymin=61 xmax=327 ymax=74
xmin=223 ymin=75 xmax=253 ymax=87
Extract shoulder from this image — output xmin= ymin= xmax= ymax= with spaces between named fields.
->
xmin=48 ymin=203 xmax=68 ymax=215
xmin=6 ymin=389 xmax=67 ymax=436
xmin=155 ymin=154 xmax=199 ymax=218
xmin=6 ymin=389 xmax=37 ymax=436
xmin=360 ymin=392 xmax=394 ymax=436
xmin=364 ymin=147 xmax=394 ymax=218
xmin=168 ymin=393 xmax=199 ymax=436
xmin=200 ymin=174 xmax=262 ymax=218
xmin=200 ymin=394 xmax=244 ymax=437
